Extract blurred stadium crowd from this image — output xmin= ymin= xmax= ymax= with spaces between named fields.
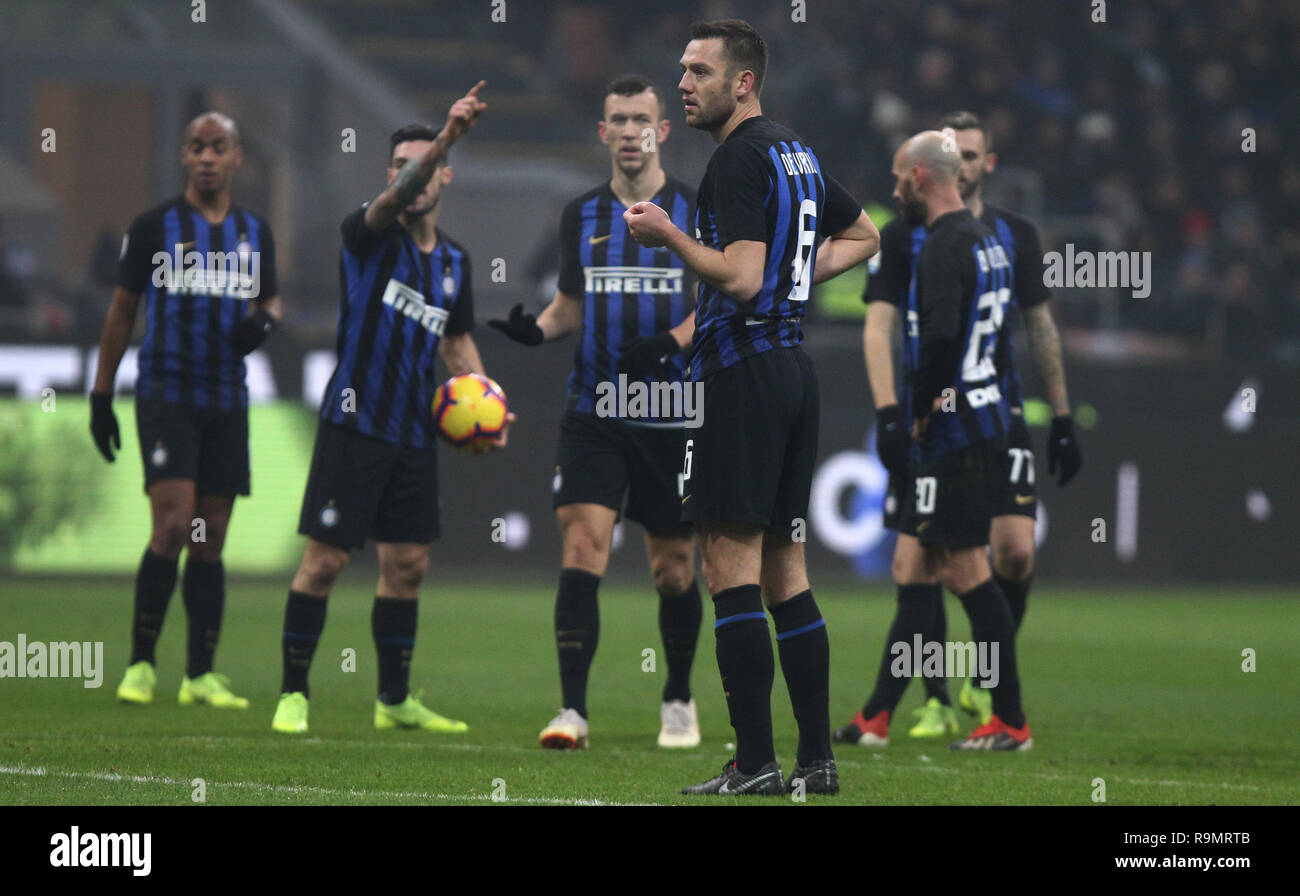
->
xmin=1 ymin=0 xmax=1294 ymax=363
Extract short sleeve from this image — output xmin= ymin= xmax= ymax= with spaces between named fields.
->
xmin=116 ymin=212 xmax=159 ymax=294
xmin=1011 ymin=218 xmax=1049 ymax=309
xmin=710 ymin=144 xmax=771 ymax=246
xmin=863 ymin=218 xmax=911 ymax=306
xmin=445 ymin=253 xmax=474 ymax=336
xmin=254 ymin=218 xmax=278 ymax=300
xmin=819 ymin=175 xmax=861 ymax=237
xmin=556 ymin=200 xmax=584 ymax=296
xmin=340 ymin=205 xmax=389 ymax=257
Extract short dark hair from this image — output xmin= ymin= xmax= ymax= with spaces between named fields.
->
xmin=938 ymin=110 xmax=994 ymax=154
xmin=388 ymin=123 xmax=445 ymax=165
xmin=605 ymin=73 xmax=663 ymax=118
xmin=690 ymin=19 xmax=768 ymax=95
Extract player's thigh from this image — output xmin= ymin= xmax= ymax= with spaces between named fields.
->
xmin=146 ymin=478 xmax=197 ymax=553
xmin=556 ymin=502 xmax=618 ymax=575
xmin=136 ymin=399 xmax=201 ymax=497
xmin=892 ymin=532 xmax=937 ymax=585
xmin=376 ymin=541 xmax=432 ymax=597
xmin=694 ymin=520 xmax=764 ymax=594
xmin=758 ymin=532 xmax=809 ymax=608
xmin=552 ymin=411 xmax=629 ymax=519
xmin=625 ymin=422 xmax=693 ymax=543
xmin=768 ymin=348 xmax=820 ymax=536
xmin=190 ymin=493 xmax=235 ymax=560
xmin=298 ymin=422 xmax=399 ymax=551
xmin=683 ymin=351 xmax=801 ymax=531
xmin=195 ymin=405 xmax=250 ymax=499
xmin=990 ymin=513 xmax=1035 ymax=580
xmin=907 ymin=444 xmax=994 ymax=558
xmin=375 ymin=444 xmax=440 ymax=547
xmin=644 ymin=531 xmax=695 ymax=595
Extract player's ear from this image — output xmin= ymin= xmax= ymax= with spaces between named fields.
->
xmin=597 ymin=120 xmax=607 ymax=143
xmin=984 ymin=151 xmax=997 ymax=175
xmin=657 ymin=118 xmax=670 ymax=144
xmin=232 ymin=144 xmax=244 ymax=168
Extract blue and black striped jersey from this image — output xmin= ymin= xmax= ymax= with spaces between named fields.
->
xmin=907 ymin=209 xmax=1014 ymax=456
xmin=318 ymin=206 xmax=474 ymax=449
xmin=864 ymin=206 xmax=1051 ymax=418
xmin=117 ymin=197 xmax=277 ymax=410
xmin=556 ymin=177 xmax=695 ymax=423
xmin=690 ymin=117 xmax=860 ymax=380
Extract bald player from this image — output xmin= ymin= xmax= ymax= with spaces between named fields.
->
xmin=858 ymin=131 xmax=1031 ymax=750
xmin=93 ymin=111 xmax=281 ymax=710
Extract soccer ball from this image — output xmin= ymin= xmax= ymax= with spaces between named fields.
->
xmin=432 ymin=373 xmax=509 ymax=453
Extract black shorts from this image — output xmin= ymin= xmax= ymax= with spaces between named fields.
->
xmin=681 ymin=347 xmax=819 ymax=535
xmin=899 ymin=440 xmax=1001 ymax=549
xmin=990 ymin=418 xmax=1038 ymax=519
xmin=135 ymin=398 xmax=250 ymax=496
xmin=552 ymin=411 xmax=692 ymax=539
xmin=298 ymin=421 xmax=440 ymax=550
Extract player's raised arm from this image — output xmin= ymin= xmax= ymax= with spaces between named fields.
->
xmin=364 ymin=81 xmax=487 ymax=233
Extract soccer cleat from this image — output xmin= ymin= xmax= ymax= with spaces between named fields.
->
xmin=657 ymin=699 xmax=701 ymax=748
xmin=681 ymin=760 xmax=784 ymax=795
xmin=959 ymin=679 xmax=993 ymax=726
xmin=949 ymin=715 xmax=1033 ymax=751
xmin=832 ymin=709 xmax=889 ymax=746
xmin=271 ymin=692 xmax=309 ymax=734
xmin=787 ymin=758 xmax=839 ymax=795
xmin=539 ymin=708 xmax=589 ymax=749
xmin=908 ymin=697 xmax=961 ymax=738
xmin=116 ymin=661 xmax=156 ymax=705
xmin=374 ymin=692 xmax=468 ymax=732
xmin=178 ymin=672 xmax=249 ymax=709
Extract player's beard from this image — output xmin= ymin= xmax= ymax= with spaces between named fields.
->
xmin=898 ymin=185 xmax=927 ymax=228
xmin=958 ymin=172 xmax=980 ymax=201
xmin=688 ymin=95 xmax=733 ymax=133
xmin=403 ymin=195 xmax=438 ymax=219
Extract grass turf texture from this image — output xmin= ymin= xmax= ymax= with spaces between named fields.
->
xmin=1 ymin=577 xmax=1296 ymax=806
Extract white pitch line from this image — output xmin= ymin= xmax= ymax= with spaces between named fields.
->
xmin=0 ymin=765 xmax=662 ymax=806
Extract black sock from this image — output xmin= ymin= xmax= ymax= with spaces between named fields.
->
xmin=130 ymin=549 xmax=178 ymax=665
xmin=713 ymin=584 xmax=775 ymax=775
xmin=919 ymin=583 xmax=951 ymax=705
xmin=770 ymin=590 xmax=831 ymax=766
xmin=863 ymin=584 xmax=938 ymax=718
xmin=182 ymin=558 xmax=225 ymax=678
xmin=995 ymin=572 xmax=1032 ymax=633
xmin=658 ymin=579 xmax=702 ymax=703
xmin=372 ymin=596 xmax=417 ymax=705
xmin=282 ymin=590 xmax=328 ymax=697
xmin=555 ymin=568 xmax=600 ymax=719
xmin=957 ymin=578 xmax=1024 ymax=728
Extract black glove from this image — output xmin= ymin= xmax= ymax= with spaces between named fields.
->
xmin=618 ymin=332 xmax=679 ymax=380
xmin=1048 ymin=415 xmax=1082 ymax=486
xmin=232 ymin=307 xmax=274 ymax=356
xmin=488 ymin=303 xmax=544 ymax=346
xmin=90 ymin=392 xmax=120 ymax=463
xmin=875 ymin=404 xmax=908 ymax=474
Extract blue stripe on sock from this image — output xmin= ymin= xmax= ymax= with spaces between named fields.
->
xmin=775 ymin=618 xmax=826 ymax=641
xmin=714 ymin=611 xmax=768 ymax=630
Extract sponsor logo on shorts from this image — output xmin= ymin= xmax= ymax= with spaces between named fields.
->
xmin=319 ymin=502 xmax=339 ymax=528
xmin=551 ymin=467 xmax=562 ymax=494
xmin=150 ymin=442 xmax=168 ymax=468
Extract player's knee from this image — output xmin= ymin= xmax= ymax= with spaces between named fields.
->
xmin=562 ymin=528 xmax=608 ymax=574
xmin=993 ymin=542 xmax=1034 ymax=581
xmin=651 ymin=558 xmax=693 ymax=597
xmin=150 ymin=517 xmax=190 ymax=558
xmin=384 ymin=551 xmax=428 ymax=592
xmin=299 ymin=549 xmax=346 ymax=594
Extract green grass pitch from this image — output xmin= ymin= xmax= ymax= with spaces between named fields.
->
xmin=1 ymin=576 xmax=1296 ymax=805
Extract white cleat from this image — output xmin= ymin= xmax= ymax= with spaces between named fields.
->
xmin=539 ymin=707 xmax=589 ymax=749
xmin=658 ymin=698 xmax=701 ymax=748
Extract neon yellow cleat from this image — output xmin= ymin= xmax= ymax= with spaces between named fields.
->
xmin=959 ymin=679 xmax=993 ymax=726
xmin=272 ymin=692 xmax=309 ymax=734
xmin=116 ymin=661 xmax=156 ymax=705
xmin=374 ymin=691 xmax=468 ymax=733
xmin=907 ymin=697 xmax=961 ymax=738
xmin=178 ymin=672 xmax=249 ymax=709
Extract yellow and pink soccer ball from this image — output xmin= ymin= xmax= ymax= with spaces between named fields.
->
xmin=432 ymin=373 xmax=509 ymax=452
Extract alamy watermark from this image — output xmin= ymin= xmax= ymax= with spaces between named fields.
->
xmin=890 ymin=635 xmax=999 ymax=688
xmin=594 ymin=373 xmax=703 ymax=428
xmin=1043 ymin=244 xmax=1151 ymax=299
xmin=0 ymin=634 xmax=104 ymax=688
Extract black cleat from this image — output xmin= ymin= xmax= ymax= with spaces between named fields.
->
xmin=681 ymin=760 xmax=785 ymax=795
xmin=787 ymin=758 xmax=839 ymax=795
